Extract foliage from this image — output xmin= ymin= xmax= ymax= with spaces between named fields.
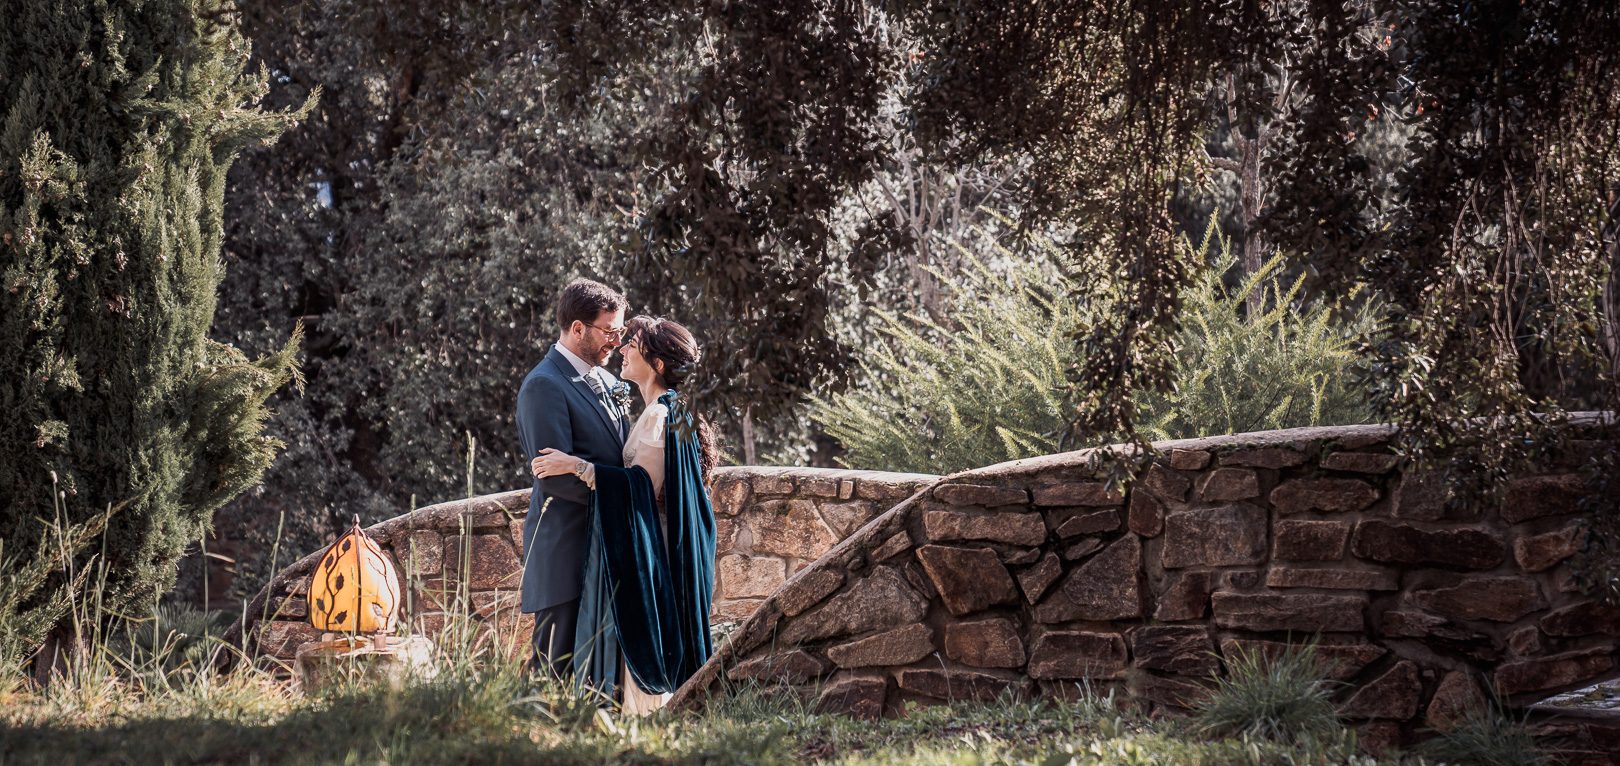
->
xmin=810 ymin=231 xmax=1076 ymax=475
xmin=1135 ymin=223 xmax=1379 ymax=442
xmin=1194 ymin=643 xmax=1342 ymax=746
xmin=813 ymin=220 xmax=1378 ymax=474
xmin=0 ymin=0 xmax=311 ymax=656
xmin=1414 ymin=707 xmax=1547 ymax=766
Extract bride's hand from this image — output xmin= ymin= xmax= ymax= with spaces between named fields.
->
xmin=533 ymin=448 xmax=583 ymax=479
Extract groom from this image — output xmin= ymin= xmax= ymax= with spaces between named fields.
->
xmin=516 ymin=278 xmax=630 ymax=677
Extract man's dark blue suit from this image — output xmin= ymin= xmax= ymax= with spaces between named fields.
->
xmin=515 ymin=344 xmax=627 ymax=676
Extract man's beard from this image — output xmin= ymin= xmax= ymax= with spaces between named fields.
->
xmin=594 ymin=344 xmax=615 ymax=366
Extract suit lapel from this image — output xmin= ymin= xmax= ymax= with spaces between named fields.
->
xmin=545 ymin=349 xmax=625 ymax=449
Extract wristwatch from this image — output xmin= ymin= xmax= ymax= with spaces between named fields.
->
xmin=572 ymin=459 xmax=589 ymax=479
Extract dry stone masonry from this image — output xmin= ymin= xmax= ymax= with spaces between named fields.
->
xmin=668 ymin=421 xmax=1620 ymax=761
xmin=241 ymin=467 xmax=935 ymax=665
xmin=240 ymin=420 xmax=1619 ymax=760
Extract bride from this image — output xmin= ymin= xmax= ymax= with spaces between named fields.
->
xmin=530 ymin=315 xmax=718 ymax=714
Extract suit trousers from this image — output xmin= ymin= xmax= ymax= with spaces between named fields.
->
xmin=529 ymin=598 xmax=580 ymax=679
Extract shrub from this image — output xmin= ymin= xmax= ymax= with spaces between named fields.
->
xmin=813 ymin=217 xmax=1380 ymax=474
xmin=0 ymin=0 xmax=311 ymax=662
xmin=1193 ymin=642 xmax=1343 ymax=745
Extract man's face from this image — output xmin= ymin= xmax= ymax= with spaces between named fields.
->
xmin=573 ymin=308 xmax=625 ymax=367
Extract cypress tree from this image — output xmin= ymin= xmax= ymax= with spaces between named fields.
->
xmin=0 ymin=0 xmax=313 ymax=661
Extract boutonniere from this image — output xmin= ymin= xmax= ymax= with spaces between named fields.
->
xmin=609 ymin=380 xmax=633 ymax=411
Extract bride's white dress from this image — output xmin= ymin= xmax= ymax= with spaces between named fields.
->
xmin=616 ymin=401 xmax=671 ymax=715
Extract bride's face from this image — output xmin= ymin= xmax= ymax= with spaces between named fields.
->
xmin=620 ymin=337 xmax=658 ymax=387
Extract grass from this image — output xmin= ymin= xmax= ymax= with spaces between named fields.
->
xmin=2 ymin=622 xmax=1442 ymax=766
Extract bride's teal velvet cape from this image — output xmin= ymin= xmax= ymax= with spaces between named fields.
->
xmin=573 ymin=390 xmax=716 ymax=697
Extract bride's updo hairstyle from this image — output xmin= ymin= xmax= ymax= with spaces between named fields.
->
xmin=623 ymin=315 xmax=719 ymax=478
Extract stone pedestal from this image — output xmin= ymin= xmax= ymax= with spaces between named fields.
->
xmin=294 ymin=634 xmax=436 ymax=692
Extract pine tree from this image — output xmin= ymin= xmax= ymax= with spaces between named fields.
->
xmin=0 ymin=0 xmax=313 ymax=662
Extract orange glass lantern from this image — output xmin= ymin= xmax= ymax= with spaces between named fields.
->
xmin=307 ymin=516 xmax=401 ymax=635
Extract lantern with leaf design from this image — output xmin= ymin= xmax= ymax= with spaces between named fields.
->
xmin=307 ymin=516 xmax=401 ymax=635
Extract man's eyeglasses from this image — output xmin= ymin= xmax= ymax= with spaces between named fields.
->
xmin=581 ymin=322 xmax=626 ymax=340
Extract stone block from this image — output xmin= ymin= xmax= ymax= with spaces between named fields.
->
xmin=754 ymin=474 xmax=795 ymax=495
xmin=1539 ymin=601 xmax=1620 ymax=637
xmin=1127 ymin=491 xmax=1165 ymax=537
xmin=1265 ymin=566 xmax=1399 ymax=591
xmin=896 ymin=668 xmax=1028 ymax=701
xmin=1219 ymin=638 xmax=1385 ymax=681
xmin=800 ymin=476 xmax=840 ymax=497
xmin=1355 ymin=722 xmax=1404 ymax=758
xmin=1351 ymin=520 xmax=1506 ymax=570
xmin=826 ymin=623 xmax=935 ymax=668
xmin=1198 ymin=468 xmax=1259 ymax=502
xmin=1426 ymin=671 xmax=1487 ymax=732
xmin=819 ymin=501 xmax=880 ymax=537
xmin=752 ymin=499 xmax=839 ymax=559
xmin=816 ymin=672 xmax=888 ymax=719
xmin=715 ymin=516 xmax=745 ymax=551
xmin=1273 ymin=519 xmax=1350 ymax=561
xmin=916 ymin=544 xmax=1018 ymax=616
xmin=1377 ymin=610 xmax=1494 ymax=647
xmin=1133 ymin=674 xmax=1212 ymax=710
xmin=257 ymin=620 xmax=322 ymax=658
xmin=1321 ymin=452 xmax=1398 ymax=474
xmin=1154 ymin=571 xmax=1214 ymax=621
xmin=295 ymin=635 xmax=435 ymax=693
xmin=718 ymin=554 xmax=788 ymax=600
xmin=1037 ymin=536 xmax=1142 ymax=622
xmin=924 ymin=510 xmax=1047 ymax=546
xmin=872 ymin=530 xmax=913 ymax=562
xmin=712 ymin=598 xmax=765 ymax=622
xmin=856 ymin=479 xmax=923 ymax=503
xmin=781 ymin=567 xmax=926 ymax=645
xmin=1219 ymin=447 xmax=1306 ymax=469
xmin=1033 ymin=482 xmax=1123 ymax=507
xmin=1017 ymin=552 xmax=1063 ymax=605
xmin=1060 ymin=538 xmax=1103 ymax=561
xmin=1339 ymin=661 xmax=1421 ymax=719
xmin=838 ymin=479 xmax=856 ymax=500
xmin=1495 ymin=647 xmax=1616 ymax=697
xmin=776 ymin=568 xmax=845 ymax=617
xmin=1507 ymin=625 xmax=1544 ymax=657
xmin=1142 ymin=464 xmax=1191 ymax=501
xmin=1168 ymin=449 xmax=1211 ymax=471
xmin=1162 ymin=504 xmax=1267 ymax=568
xmin=1411 ymin=576 xmax=1545 ymax=622
xmin=933 ymin=483 xmax=1028 ymax=507
xmin=945 ymin=618 xmax=1027 ymax=668
xmin=443 ymin=535 xmax=520 ymax=590
xmin=1270 ymin=478 xmax=1379 ymax=514
xmin=1502 ymin=474 xmax=1587 ymax=524
xmin=1211 ymin=592 xmax=1366 ymax=633
xmin=1515 ymin=524 xmax=1586 ymax=573
xmin=711 ymin=477 xmax=751 ymax=516
xmin=1052 ymin=508 xmax=1121 ymax=538
xmin=1027 ymin=631 xmax=1128 ymax=679
xmin=1390 ymin=471 xmax=1468 ymax=521
xmin=727 ymin=649 xmax=828 ymax=684
xmin=1130 ymin=626 xmax=1217 ymax=675
xmin=401 ymin=531 xmax=444 ymax=577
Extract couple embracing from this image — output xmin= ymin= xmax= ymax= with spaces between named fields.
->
xmin=515 ymin=279 xmax=719 ymax=714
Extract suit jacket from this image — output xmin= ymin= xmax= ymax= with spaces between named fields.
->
xmin=516 ymin=344 xmax=628 ymax=612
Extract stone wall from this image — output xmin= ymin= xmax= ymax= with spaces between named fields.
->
xmin=668 ymin=421 xmax=1620 ymax=760
xmin=240 ymin=466 xmax=935 ymax=666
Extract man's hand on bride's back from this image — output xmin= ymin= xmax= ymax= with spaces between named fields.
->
xmin=533 ymin=448 xmax=582 ymax=478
